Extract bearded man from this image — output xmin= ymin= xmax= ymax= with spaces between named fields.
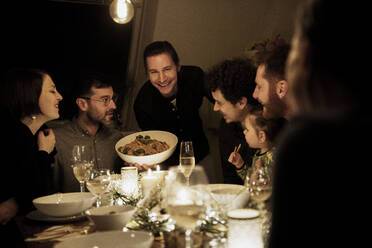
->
xmin=253 ymin=44 xmax=291 ymax=120
xmin=53 ymin=72 xmax=124 ymax=192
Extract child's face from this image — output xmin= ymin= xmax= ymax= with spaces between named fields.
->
xmin=243 ymin=115 xmax=261 ymax=149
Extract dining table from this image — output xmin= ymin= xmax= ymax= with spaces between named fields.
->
xmin=15 ymin=214 xmax=166 ymax=248
xmin=15 ymin=181 xmax=263 ymax=248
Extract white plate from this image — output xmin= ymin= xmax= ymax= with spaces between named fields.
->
xmin=26 ymin=210 xmax=86 ymax=223
xmin=54 ymin=230 xmax=154 ymax=248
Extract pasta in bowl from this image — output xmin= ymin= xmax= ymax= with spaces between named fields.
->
xmin=115 ymin=130 xmax=178 ymax=165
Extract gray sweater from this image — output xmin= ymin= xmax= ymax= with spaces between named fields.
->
xmin=52 ymin=118 xmax=124 ymax=192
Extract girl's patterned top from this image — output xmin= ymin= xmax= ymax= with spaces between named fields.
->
xmin=236 ymin=147 xmax=276 ymax=181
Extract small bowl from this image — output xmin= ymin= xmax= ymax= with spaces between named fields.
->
xmin=55 ymin=230 xmax=154 ymax=248
xmin=115 ymin=130 xmax=178 ymax=165
xmin=85 ymin=205 xmax=136 ymax=231
xmin=207 ymin=184 xmax=250 ymax=210
xmin=32 ymin=192 xmax=96 ymax=217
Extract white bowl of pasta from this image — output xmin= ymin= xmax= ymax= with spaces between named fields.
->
xmin=115 ymin=130 xmax=178 ymax=165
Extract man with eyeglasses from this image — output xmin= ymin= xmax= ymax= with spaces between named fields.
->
xmin=52 ymin=72 xmax=124 ymax=193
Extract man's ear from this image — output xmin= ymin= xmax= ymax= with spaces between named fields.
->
xmin=76 ymin=98 xmax=88 ymax=112
xmin=276 ymin=80 xmax=288 ymax=99
xmin=258 ymin=130 xmax=267 ymax=143
xmin=237 ymin=96 xmax=248 ymax=110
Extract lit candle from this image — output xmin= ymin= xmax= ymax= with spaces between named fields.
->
xmin=141 ymin=169 xmax=161 ymax=198
xmin=227 ymin=208 xmax=263 ymax=248
xmin=152 ymin=165 xmax=167 ymax=180
xmin=174 ymin=187 xmax=194 ymax=205
xmin=121 ymin=167 xmax=139 ymax=198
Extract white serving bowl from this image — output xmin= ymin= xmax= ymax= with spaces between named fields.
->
xmin=115 ymin=130 xmax=178 ymax=165
xmin=32 ymin=192 xmax=96 ymax=217
xmin=85 ymin=205 xmax=136 ymax=231
xmin=207 ymin=184 xmax=250 ymax=210
xmin=55 ymin=230 xmax=154 ymax=248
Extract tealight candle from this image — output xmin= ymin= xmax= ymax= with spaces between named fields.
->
xmin=141 ymin=169 xmax=161 ymax=198
xmin=152 ymin=165 xmax=167 ymax=179
xmin=121 ymin=167 xmax=139 ymax=198
xmin=227 ymin=208 xmax=263 ymax=248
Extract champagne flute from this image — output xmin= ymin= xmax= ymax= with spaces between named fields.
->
xmin=179 ymin=141 xmax=195 ymax=186
xmin=86 ymin=169 xmax=111 ymax=207
xmin=71 ymin=145 xmax=94 ymax=192
xmin=165 ymin=166 xmax=209 ymax=248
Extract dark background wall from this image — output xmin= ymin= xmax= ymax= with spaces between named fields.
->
xmin=1 ymin=1 xmax=132 ymax=119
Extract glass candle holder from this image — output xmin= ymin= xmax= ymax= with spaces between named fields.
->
xmin=227 ymin=208 xmax=263 ymax=248
xmin=121 ymin=167 xmax=140 ymax=198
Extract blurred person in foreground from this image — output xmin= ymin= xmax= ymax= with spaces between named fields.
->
xmin=269 ymin=0 xmax=371 ymax=247
xmin=134 ymin=41 xmax=213 ymax=174
xmin=206 ymin=58 xmax=260 ymax=184
xmin=0 ymin=68 xmax=63 ymax=247
xmin=53 ymin=72 xmax=124 ymax=193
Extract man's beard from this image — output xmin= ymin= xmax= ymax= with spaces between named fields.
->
xmin=263 ymin=91 xmax=286 ymax=119
xmin=87 ymin=110 xmax=115 ymax=126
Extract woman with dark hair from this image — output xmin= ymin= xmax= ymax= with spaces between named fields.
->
xmin=0 ymin=68 xmax=62 ymax=246
xmin=269 ymin=0 xmax=371 ymax=247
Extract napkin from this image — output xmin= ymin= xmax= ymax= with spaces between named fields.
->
xmin=25 ymin=224 xmax=94 ymax=242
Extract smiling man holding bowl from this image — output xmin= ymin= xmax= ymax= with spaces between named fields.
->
xmin=133 ymin=41 xmax=213 ymax=175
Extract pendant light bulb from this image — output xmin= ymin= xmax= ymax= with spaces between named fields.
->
xmin=109 ymin=0 xmax=134 ymax=24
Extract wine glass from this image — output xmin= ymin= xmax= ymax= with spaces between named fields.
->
xmin=86 ymin=169 xmax=111 ymax=207
xmin=71 ymin=145 xmax=94 ymax=192
xmin=179 ymin=141 xmax=195 ymax=186
xmin=246 ymin=165 xmax=272 ymax=246
xmin=165 ymin=166 xmax=209 ymax=248
xmin=248 ymin=166 xmax=272 ymax=208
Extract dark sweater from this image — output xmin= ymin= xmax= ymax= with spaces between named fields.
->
xmin=134 ymin=65 xmax=210 ymax=167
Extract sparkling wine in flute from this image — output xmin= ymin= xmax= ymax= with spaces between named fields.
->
xmin=179 ymin=156 xmax=196 ymax=178
xmin=179 ymin=141 xmax=195 ymax=182
xmin=167 ymin=204 xmax=205 ymax=230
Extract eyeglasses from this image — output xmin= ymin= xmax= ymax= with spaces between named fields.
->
xmin=79 ymin=95 xmax=118 ymax=106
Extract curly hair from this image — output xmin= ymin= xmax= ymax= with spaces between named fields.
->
xmin=206 ymin=57 xmax=259 ymax=106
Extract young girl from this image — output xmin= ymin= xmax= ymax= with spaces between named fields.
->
xmin=228 ymin=108 xmax=285 ymax=183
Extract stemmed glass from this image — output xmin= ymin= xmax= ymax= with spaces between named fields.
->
xmin=247 ymin=166 xmax=272 ymax=209
xmin=245 ymin=165 xmax=272 ymax=246
xmin=165 ymin=166 xmax=209 ymax=248
xmin=179 ymin=141 xmax=195 ymax=186
xmin=71 ymin=145 xmax=94 ymax=192
xmin=208 ymin=185 xmax=247 ymax=220
xmin=86 ymin=169 xmax=111 ymax=207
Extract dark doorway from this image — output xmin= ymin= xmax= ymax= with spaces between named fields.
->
xmin=1 ymin=1 xmax=132 ymax=119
